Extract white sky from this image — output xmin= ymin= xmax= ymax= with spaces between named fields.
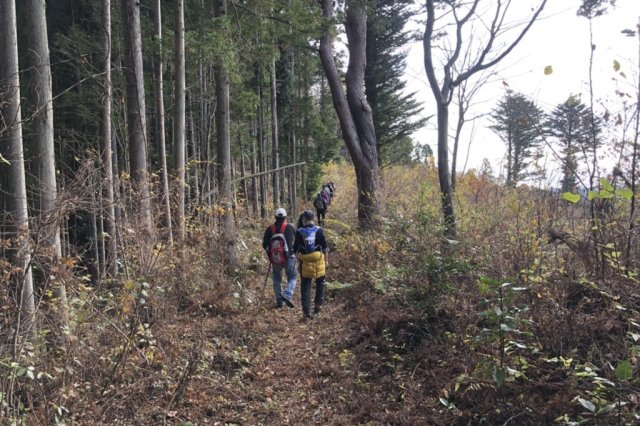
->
xmin=403 ymin=0 xmax=639 ymax=183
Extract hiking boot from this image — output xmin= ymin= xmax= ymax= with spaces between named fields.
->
xmin=302 ymin=313 xmax=314 ymax=321
xmin=313 ymin=306 xmax=321 ymax=316
xmin=281 ymin=294 xmax=295 ymax=308
xmin=275 ymin=303 xmax=284 ymax=309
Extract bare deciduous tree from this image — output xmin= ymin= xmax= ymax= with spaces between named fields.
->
xmin=423 ymin=0 xmax=547 ymax=236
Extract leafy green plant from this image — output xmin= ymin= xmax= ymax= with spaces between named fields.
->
xmin=477 ymin=276 xmax=532 ymax=388
xmin=562 ymin=178 xmax=633 ymax=204
xmin=553 ymin=356 xmax=637 ymax=424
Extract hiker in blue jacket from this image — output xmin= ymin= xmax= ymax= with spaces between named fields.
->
xmin=262 ymin=208 xmax=297 ymax=308
xmin=294 ymin=210 xmax=329 ymax=320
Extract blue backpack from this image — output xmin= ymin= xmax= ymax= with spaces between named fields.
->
xmin=298 ymin=225 xmax=319 ymax=253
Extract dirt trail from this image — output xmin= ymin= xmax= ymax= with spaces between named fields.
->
xmin=244 ymin=301 xmax=354 ymax=423
xmin=175 ymin=293 xmax=365 ymax=425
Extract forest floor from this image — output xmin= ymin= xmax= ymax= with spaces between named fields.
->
xmin=62 ymin=242 xmax=640 ymax=426
xmin=162 ymin=295 xmax=428 ymax=424
xmin=114 ymin=276 xmax=447 ymax=425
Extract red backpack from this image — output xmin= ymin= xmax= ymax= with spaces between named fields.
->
xmin=268 ymin=222 xmax=289 ymax=265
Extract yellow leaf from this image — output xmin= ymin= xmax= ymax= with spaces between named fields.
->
xmin=544 ymin=65 xmax=553 ymax=75
xmin=613 ymin=59 xmax=621 ymax=71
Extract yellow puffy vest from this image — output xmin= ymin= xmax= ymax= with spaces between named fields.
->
xmin=299 ymin=251 xmax=326 ymax=279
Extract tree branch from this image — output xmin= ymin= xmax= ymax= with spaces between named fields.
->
xmin=454 ymin=0 xmax=548 ymax=86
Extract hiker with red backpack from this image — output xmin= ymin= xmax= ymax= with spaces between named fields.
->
xmin=294 ymin=210 xmax=329 ymax=320
xmin=262 ymin=208 xmax=297 ymax=309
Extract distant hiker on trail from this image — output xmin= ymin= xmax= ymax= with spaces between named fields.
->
xmin=313 ymin=192 xmax=327 ymax=226
xmin=324 ymin=182 xmax=335 ymax=199
xmin=320 ymin=187 xmax=331 ymax=208
xmin=262 ymin=208 xmax=296 ymax=309
xmin=294 ymin=210 xmax=329 ymax=320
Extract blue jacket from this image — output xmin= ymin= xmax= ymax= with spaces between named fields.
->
xmin=293 ymin=224 xmax=328 ymax=254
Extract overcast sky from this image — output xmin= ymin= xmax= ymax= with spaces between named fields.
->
xmin=403 ymin=0 xmax=639 ymax=183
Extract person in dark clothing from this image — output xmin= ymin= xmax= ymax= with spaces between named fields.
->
xmin=313 ymin=192 xmax=327 ymax=225
xmin=293 ymin=210 xmax=329 ymax=320
xmin=320 ymin=187 xmax=331 ymax=207
xmin=262 ymin=208 xmax=297 ymax=308
xmin=323 ymin=182 xmax=334 ymax=199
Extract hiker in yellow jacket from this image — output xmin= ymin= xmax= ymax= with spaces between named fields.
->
xmin=293 ymin=210 xmax=328 ymax=320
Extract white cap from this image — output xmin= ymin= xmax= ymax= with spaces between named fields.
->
xmin=275 ymin=208 xmax=287 ymax=218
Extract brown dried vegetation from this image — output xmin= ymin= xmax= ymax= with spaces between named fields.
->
xmin=1 ymin=164 xmax=640 ymax=424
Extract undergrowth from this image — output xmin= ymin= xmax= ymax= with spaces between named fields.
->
xmin=1 ymin=162 xmax=639 ymax=424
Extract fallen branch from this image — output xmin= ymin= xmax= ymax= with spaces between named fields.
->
xmin=200 ymin=162 xmax=306 ymax=200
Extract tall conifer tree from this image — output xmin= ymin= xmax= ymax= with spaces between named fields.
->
xmin=490 ymin=92 xmax=544 ymax=187
xmin=365 ymin=0 xmax=425 ymax=166
xmin=546 ymin=96 xmax=601 ymax=191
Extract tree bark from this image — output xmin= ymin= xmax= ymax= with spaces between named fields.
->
xmin=152 ymin=0 xmax=174 ymax=244
xmin=121 ymin=0 xmax=153 ymax=240
xmin=251 ymin=125 xmax=259 ymax=215
xmin=190 ymin=101 xmax=201 ymax=213
xmin=270 ymin=57 xmax=280 ymax=208
xmin=318 ymin=0 xmax=380 ymax=229
xmin=451 ymin=93 xmax=465 ymax=192
xmin=257 ymin=71 xmax=267 ymax=218
xmin=435 ymin=103 xmax=456 ymax=234
xmin=173 ymin=0 xmax=186 ymax=241
xmin=289 ymin=56 xmax=298 ymax=214
xmin=423 ymin=0 xmax=456 ymax=237
xmin=0 ymin=0 xmax=36 ymax=338
xmin=290 ymin=131 xmax=298 ymax=214
xmin=25 ymin=0 xmax=69 ymax=324
xmin=101 ymin=0 xmax=118 ymax=277
xmin=240 ymin=144 xmax=249 ymax=217
xmin=215 ymin=0 xmax=237 ymax=271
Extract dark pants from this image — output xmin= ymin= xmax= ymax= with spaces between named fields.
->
xmin=301 ymin=276 xmax=325 ymax=317
xmin=316 ymin=208 xmax=326 ymax=225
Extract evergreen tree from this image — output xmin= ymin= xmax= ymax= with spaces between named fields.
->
xmin=489 ymin=92 xmax=544 ymax=187
xmin=365 ymin=0 xmax=425 ymax=167
xmin=545 ymin=95 xmax=602 ymax=192
xmin=413 ymin=143 xmax=433 ymax=163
